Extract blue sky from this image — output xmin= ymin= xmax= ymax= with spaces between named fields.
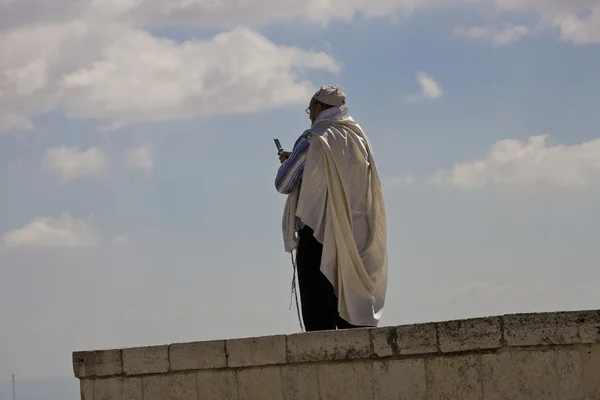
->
xmin=1 ymin=0 xmax=600 ymax=398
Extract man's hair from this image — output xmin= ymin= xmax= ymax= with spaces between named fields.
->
xmin=309 ymin=98 xmax=337 ymax=112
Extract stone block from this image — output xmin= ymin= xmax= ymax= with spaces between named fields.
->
xmin=281 ymin=363 xmax=319 ymax=400
xmin=123 ymin=345 xmax=169 ymax=375
xmin=287 ymin=328 xmax=371 ymax=363
xmin=557 ymin=349 xmax=585 ymax=400
xmin=504 ymin=310 xmax=600 ymax=347
xmin=482 ymin=349 xmax=554 ymax=400
xmin=482 ymin=348 xmax=584 ymax=400
xmin=373 ymin=359 xmax=426 ymax=400
xmin=197 ymin=370 xmax=238 ymax=400
xmin=397 ymin=322 xmax=438 ymax=355
xmin=94 ymin=377 xmax=142 ymax=400
xmin=371 ymin=327 xmax=397 ymax=357
xmin=318 ymin=361 xmax=373 ymax=400
xmin=80 ymin=379 xmax=93 ymax=400
xmin=227 ymin=335 xmax=286 ymax=367
xmin=237 ymin=366 xmax=283 ymax=400
xmin=371 ymin=323 xmax=437 ymax=357
xmin=576 ymin=311 xmax=600 ymax=343
xmin=426 ymin=354 xmax=481 ymax=400
xmin=170 ymin=340 xmax=227 ymax=371
xmin=142 ymin=372 xmax=197 ymax=400
xmin=579 ymin=344 xmax=600 ymax=400
xmin=438 ymin=316 xmax=501 ymax=353
xmin=73 ymin=349 xmax=122 ymax=378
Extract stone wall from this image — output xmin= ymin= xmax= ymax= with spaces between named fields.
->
xmin=72 ymin=309 xmax=600 ymax=399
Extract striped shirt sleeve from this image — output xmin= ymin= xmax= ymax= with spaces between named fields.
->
xmin=275 ymin=133 xmax=310 ymax=194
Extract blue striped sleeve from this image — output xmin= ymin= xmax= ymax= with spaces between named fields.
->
xmin=275 ymin=133 xmax=310 ymax=194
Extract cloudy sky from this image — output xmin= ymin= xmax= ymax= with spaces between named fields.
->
xmin=1 ymin=0 xmax=599 ymax=398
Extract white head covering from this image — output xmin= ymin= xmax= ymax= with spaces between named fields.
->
xmin=311 ymin=85 xmax=346 ymax=107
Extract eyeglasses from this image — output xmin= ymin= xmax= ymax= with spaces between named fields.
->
xmin=306 ymin=100 xmax=316 ymax=114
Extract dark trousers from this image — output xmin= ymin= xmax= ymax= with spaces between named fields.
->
xmin=296 ymin=226 xmax=364 ymax=331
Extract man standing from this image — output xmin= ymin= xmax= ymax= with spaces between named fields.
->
xmin=275 ymin=85 xmax=388 ymax=331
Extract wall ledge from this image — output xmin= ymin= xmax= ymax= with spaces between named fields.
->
xmin=73 ymin=309 xmax=600 ymax=379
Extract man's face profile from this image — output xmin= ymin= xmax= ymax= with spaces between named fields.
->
xmin=308 ymin=99 xmax=322 ymax=123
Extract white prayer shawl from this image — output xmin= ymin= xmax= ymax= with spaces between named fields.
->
xmin=282 ymin=106 xmax=388 ymax=327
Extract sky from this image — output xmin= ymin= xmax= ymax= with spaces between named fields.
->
xmin=1 ymin=0 xmax=600 ymax=398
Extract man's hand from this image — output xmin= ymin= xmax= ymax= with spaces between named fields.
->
xmin=279 ymin=151 xmax=291 ymax=164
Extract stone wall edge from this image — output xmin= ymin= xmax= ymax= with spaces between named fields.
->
xmin=71 ymin=309 xmax=600 ymax=379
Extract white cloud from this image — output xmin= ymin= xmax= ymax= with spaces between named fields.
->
xmin=2 ymin=0 xmax=595 ymax=34
xmin=382 ymin=175 xmax=416 ymax=190
xmin=488 ymin=0 xmax=600 ymax=44
xmin=58 ymin=0 xmax=452 ymax=29
xmin=407 ymin=72 xmax=443 ymax=102
xmin=433 ymin=135 xmax=600 ymax=189
xmin=89 ymin=0 xmax=597 ymax=36
xmin=2 ymin=213 xmax=102 ymax=251
xmin=0 ymin=0 xmax=597 ymax=134
xmin=556 ymin=8 xmax=600 ymax=45
xmin=454 ymin=25 xmax=530 ymax=45
xmin=489 ymin=0 xmax=597 ymax=14
xmin=42 ymin=145 xmax=107 ymax=182
xmin=0 ymin=18 xmax=339 ymax=133
xmin=417 ymin=72 xmax=443 ymax=99
xmin=111 ymin=234 xmax=129 ymax=245
xmin=0 ymin=112 xmax=34 ymax=133
xmin=61 ymin=26 xmax=339 ymax=130
xmin=125 ymin=144 xmax=153 ymax=177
